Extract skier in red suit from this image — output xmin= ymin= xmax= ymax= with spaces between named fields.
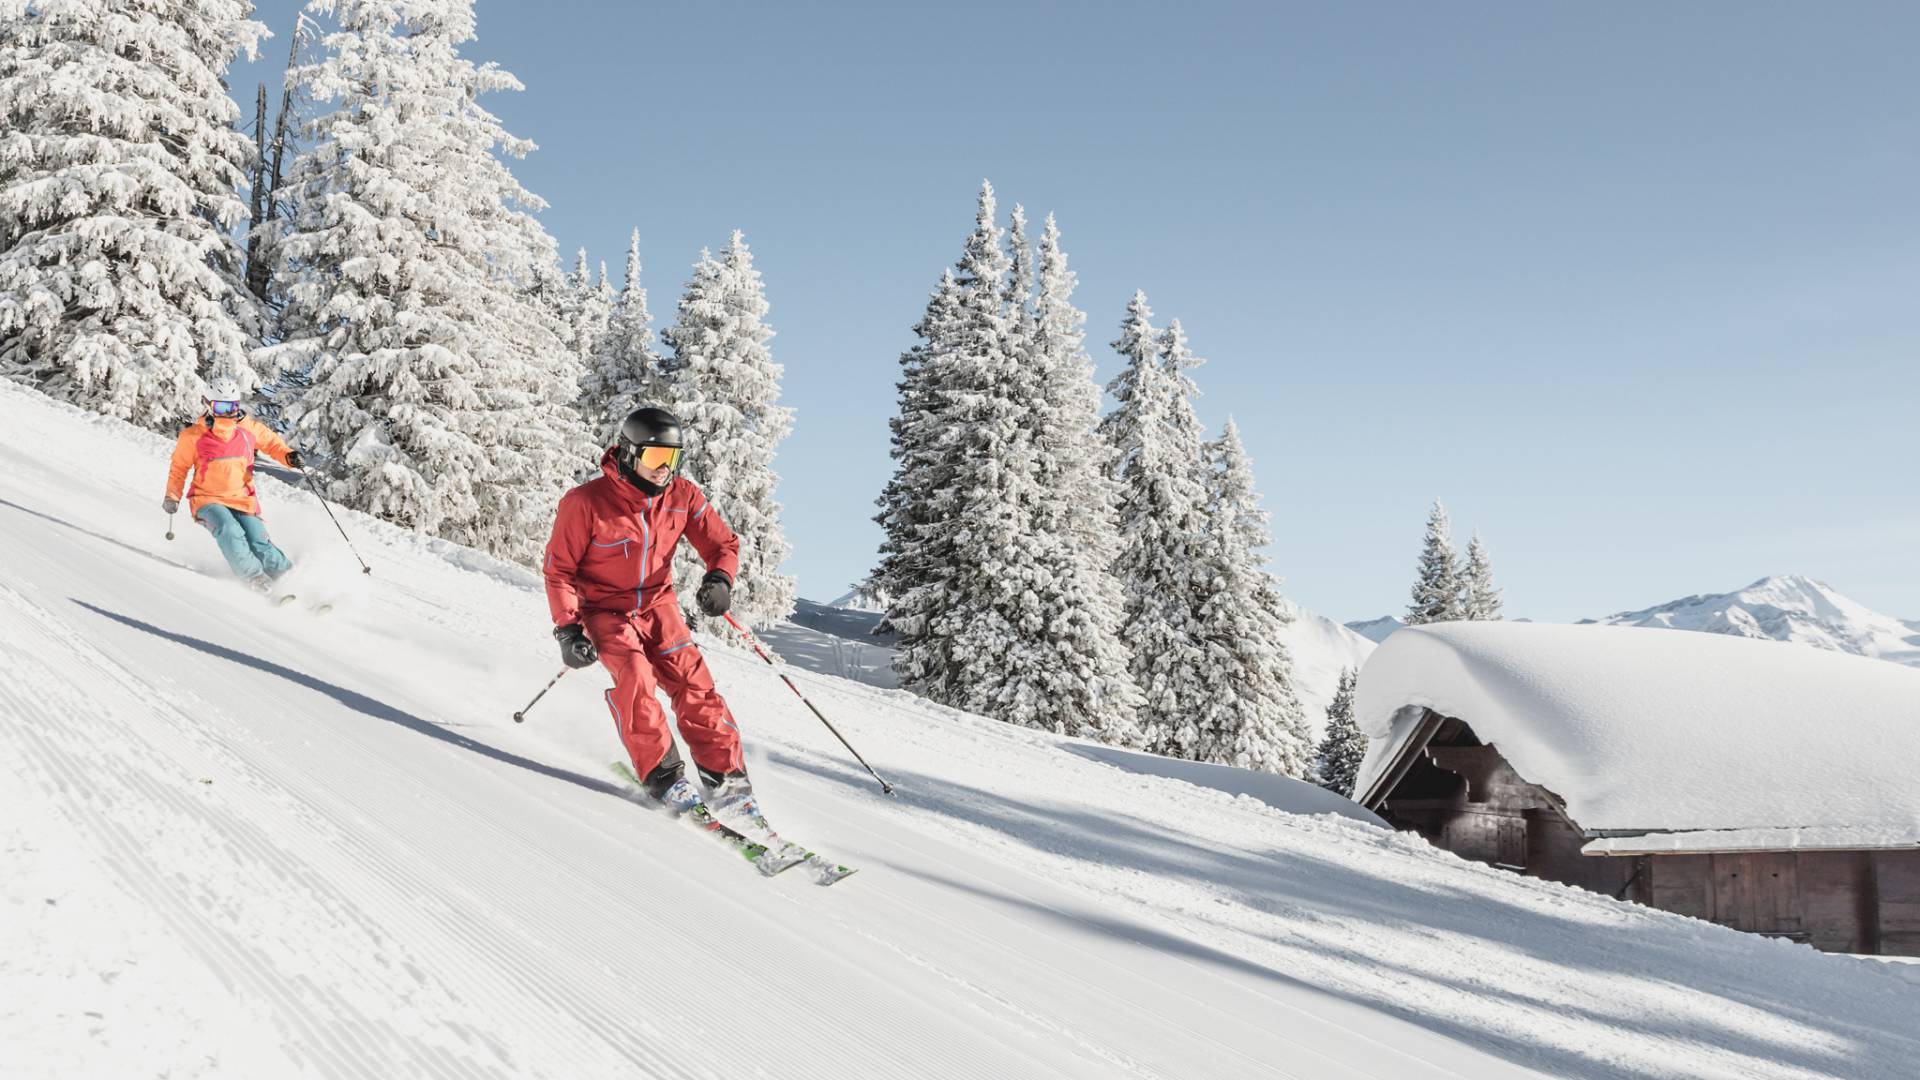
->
xmin=543 ymin=407 xmax=747 ymax=809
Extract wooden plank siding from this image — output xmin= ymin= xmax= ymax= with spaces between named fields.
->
xmin=1873 ymin=851 xmax=1920 ymax=956
xmin=1368 ymin=710 xmax=1920 ymax=956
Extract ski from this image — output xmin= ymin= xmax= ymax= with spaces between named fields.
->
xmin=723 ymin=804 xmax=858 ymax=887
xmin=608 ymin=762 xmax=806 ymax=877
xmin=692 ymin=773 xmax=859 ymax=887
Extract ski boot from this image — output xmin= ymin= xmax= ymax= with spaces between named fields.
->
xmin=641 ymin=753 xmax=704 ymax=817
xmin=699 ymin=765 xmax=761 ymax=831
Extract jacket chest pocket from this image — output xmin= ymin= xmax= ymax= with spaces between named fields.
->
xmin=585 ymin=533 xmax=639 ymax=570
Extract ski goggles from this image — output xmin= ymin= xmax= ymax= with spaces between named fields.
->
xmin=630 ymin=445 xmax=683 ymax=471
xmin=207 ymin=399 xmax=244 ymax=418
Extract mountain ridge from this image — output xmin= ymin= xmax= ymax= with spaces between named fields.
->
xmin=1584 ymin=573 xmax=1920 ymax=668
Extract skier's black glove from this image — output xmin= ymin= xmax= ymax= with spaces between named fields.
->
xmin=554 ymin=623 xmax=598 ymax=668
xmin=696 ymin=570 xmax=732 ymax=618
xmin=285 ymin=450 xmax=305 ymax=471
xmin=161 ymin=497 xmax=179 ymax=514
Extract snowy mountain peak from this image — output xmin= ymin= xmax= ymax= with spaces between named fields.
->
xmin=1586 ymin=574 xmax=1920 ymax=668
xmin=1345 ymin=615 xmax=1406 ymax=644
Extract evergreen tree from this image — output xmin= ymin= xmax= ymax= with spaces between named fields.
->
xmin=1462 ymin=530 xmax=1503 ymax=620
xmin=1406 ymin=498 xmax=1464 ymax=625
xmin=264 ymin=0 xmax=592 ymax=562
xmin=884 ymin=182 xmax=1017 ymax=704
xmin=871 ymin=268 xmax=962 ymax=612
xmin=659 ymin=231 xmax=795 ymax=629
xmin=1313 ymin=668 xmax=1368 ymax=797
xmin=0 ymin=0 xmax=267 ymax=426
xmin=581 ymin=228 xmax=663 ymax=440
xmin=565 ymin=247 xmax=610 ymax=373
xmin=1192 ymin=419 xmax=1313 ymax=775
xmin=1033 ymin=214 xmax=1123 ymax=564
xmin=1101 ymin=294 xmax=1215 ymax=756
xmin=1018 ymin=212 xmax=1142 ymax=741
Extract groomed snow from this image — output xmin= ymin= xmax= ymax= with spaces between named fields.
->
xmin=1353 ymin=621 xmax=1920 ymax=838
xmin=6 ymin=378 xmax=1920 ymax=1079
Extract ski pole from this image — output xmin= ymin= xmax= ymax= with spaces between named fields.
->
xmin=165 ymin=509 xmax=176 ymax=541
xmin=723 ymin=612 xmax=895 ymax=796
xmin=300 ymin=468 xmax=372 ymax=575
xmin=513 ymin=667 xmax=569 ymax=723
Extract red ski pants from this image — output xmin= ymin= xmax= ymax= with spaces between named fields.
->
xmin=584 ymin=603 xmax=743 ymax=780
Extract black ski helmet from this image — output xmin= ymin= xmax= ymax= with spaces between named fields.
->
xmin=615 ymin=406 xmax=685 ymax=476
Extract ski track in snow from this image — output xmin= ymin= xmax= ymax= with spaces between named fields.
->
xmin=4 ymin=379 xmax=1919 ymax=1080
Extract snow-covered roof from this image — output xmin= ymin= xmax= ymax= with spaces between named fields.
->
xmin=1353 ymin=622 xmax=1920 ymax=846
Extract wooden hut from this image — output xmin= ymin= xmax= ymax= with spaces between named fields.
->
xmin=1352 ymin=622 xmax=1920 ymax=957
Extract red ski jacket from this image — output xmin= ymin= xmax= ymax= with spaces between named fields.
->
xmin=542 ymin=450 xmax=740 ymax=627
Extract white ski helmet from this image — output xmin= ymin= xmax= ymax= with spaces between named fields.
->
xmin=203 ymin=376 xmax=246 ymax=418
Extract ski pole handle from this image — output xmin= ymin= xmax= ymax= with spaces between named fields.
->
xmin=513 ymin=667 xmax=569 ymax=723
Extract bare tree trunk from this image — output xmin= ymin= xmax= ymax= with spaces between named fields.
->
xmin=244 ymin=83 xmax=271 ymax=301
xmin=264 ymin=28 xmax=299 ymax=232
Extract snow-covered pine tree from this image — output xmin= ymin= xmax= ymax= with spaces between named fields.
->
xmin=1011 ymin=212 xmax=1143 ymax=742
xmin=1100 ymin=294 xmax=1216 ymax=756
xmin=581 ymin=228 xmax=664 ymax=441
xmin=565 ymin=247 xmax=610 ymax=373
xmin=1192 ymin=418 xmax=1313 ymax=775
xmin=0 ymin=0 xmax=267 ymax=426
xmin=871 ymin=267 xmax=962 ymax=612
xmin=1033 ymin=215 xmax=1123 ymax=563
xmin=659 ymin=231 xmax=795 ymax=629
xmin=884 ymin=184 xmax=1016 ymax=703
xmin=263 ymin=0 xmax=592 ymax=563
xmin=1462 ymin=530 xmax=1503 ymax=621
xmin=1313 ymin=667 xmax=1367 ymax=796
xmin=884 ymin=186 xmax=1131 ymax=739
xmin=1405 ymin=498 xmax=1464 ymax=625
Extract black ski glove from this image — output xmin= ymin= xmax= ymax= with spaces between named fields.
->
xmin=696 ymin=570 xmax=732 ymax=618
xmin=554 ymin=623 xmax=598 ymax=669
xmin=285 ymin=450 xmax=305 ymax=471
xmin=161 ymin=497 xmax=179 ymax=514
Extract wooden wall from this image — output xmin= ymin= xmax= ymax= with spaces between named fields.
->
xmin=1871 ymin=851 xmax=1920 ymax=956
xmin=1637 ymin=851 xmax=1913 ymax=955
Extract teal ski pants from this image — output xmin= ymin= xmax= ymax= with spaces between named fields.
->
xmin=196 ymin=504 xmax=291 ymax=581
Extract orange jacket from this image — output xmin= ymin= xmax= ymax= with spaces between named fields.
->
xmin=166 ymin=415 xmax=293 ymax=517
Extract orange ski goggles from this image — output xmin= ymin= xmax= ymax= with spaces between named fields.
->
xmin=633 ymin=445 xmax=684 ymax=471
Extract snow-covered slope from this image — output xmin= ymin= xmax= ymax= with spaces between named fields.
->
xmin=793 ymin=593 xmax=1374 ymax=738
xmin=1280 ymin=599 xmax=1376 ymax=734
xmin=1586 ymin=574 xmax=1920 ymax=668
xmin=6 ymin=378 xmax=1919 ymax=1080
xmin=1346 ymin=615 xmax=1406 ymax=644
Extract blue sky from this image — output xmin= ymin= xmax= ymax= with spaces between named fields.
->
xmin=233 ymin=1 xmax=1920 ymax=623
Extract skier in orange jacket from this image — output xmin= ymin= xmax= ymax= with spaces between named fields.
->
xmin=163 ymin=377 xmax=303 ymax=593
